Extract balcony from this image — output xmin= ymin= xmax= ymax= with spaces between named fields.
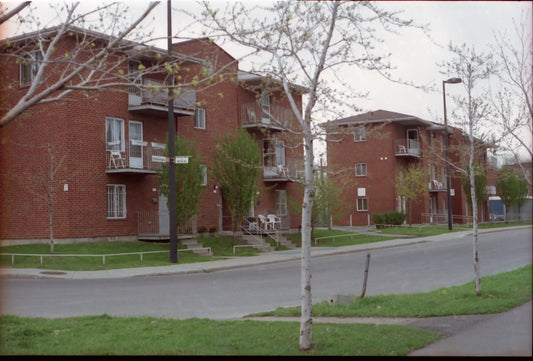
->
xmin=106 ymin=141 xmax=166 ymax=174
xmin=394 ymin=139 xmax=420 ymax=157
xmin=128 ymin=79 xmax=196 ymax=116
xmin=263 ymin=159 xmax=304 ymax=182
xmin=428 ymin=179 xmax=447 ymax=192
xmin=241 ymin=103 xmax=294 ymax=131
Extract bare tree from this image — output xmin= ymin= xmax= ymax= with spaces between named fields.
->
xmin=0 ymin=1 xmax=31 ymax=25
xmin=5 ymin=141 xmax=72 ymax=254
xmin=490 ymin=12 xmax=532 ymax=183
xmin=193 ymin=1 xmax=424 ymax=350
xmin=0 ymin=1 xmax=159 ymax=127
xmin=440 ymin=43 xmax=497 ymax=296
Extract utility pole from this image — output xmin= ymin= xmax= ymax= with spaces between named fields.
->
xmin=167 ymin=0 xmax=178 ymax=263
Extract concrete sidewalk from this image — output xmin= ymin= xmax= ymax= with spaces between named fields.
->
xmin=408 ymin=300 xmax=532 ymax=356
xmin=2 ymin=226 xmax=532 ymax=356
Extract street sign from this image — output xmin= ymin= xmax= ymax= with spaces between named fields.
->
xmin=174 ymin=156 xmax=190 ymax=164
xmin=152 ymin=155 xmax=169 ymax=163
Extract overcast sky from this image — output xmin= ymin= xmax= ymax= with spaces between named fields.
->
xmin=2 ymin=0 xmax=532 ymax=153
xmin=161 ymin=1 xmax=531 ymax=124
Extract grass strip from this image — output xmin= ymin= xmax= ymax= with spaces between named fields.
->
xmin=252 ymin=264 xmax=532 ymax=317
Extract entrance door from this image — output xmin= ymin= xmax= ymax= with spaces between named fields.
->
xmin=261 ymin=92 xmax=271 ymax=124
xmin=129 ymin=121 xmax=143 ymax=168
xmin=407 ymin=129 xmax=420 ymax=155
xmin=159 ymin=193 xmax=170 ymax=236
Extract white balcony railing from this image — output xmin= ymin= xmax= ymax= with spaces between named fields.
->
xmin=240 ymin=103 xmax=294 ymax=129
xmin=106 ymin=141 xmax=166 ymax=173
xmin=263 ymin=159 xmax=304 ymax=181
xmin=129 ymin=79 xmax=196 ymax=111
xmin=394 ymin=138 xmax=420 ymax=157
xmin=428 ymin=179 xmax=446 ymax=191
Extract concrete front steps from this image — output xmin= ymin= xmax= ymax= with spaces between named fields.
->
xmin=241 ymin=235 xmax=273 ymax=252
xmin=275 ymin=234 xmax=298 ymax=249
xmin=180 ymin=238 xmax=212 ymax=256
xmin=242 ymin=233 xmax=298 ymax=252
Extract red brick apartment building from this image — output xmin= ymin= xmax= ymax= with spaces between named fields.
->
xmin=325 ymin=110 xmax=490 ymax=226
xmin=0 ymin=28 xmax=305 ymax=244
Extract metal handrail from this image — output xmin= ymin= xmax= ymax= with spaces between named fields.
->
xmin=313 ymin=233 xmax=361 ymax=246
xmin=1 ymin=248 xmax=211 ymax=265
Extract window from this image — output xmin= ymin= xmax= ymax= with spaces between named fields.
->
xmin=106 ymin=117 xmax=125 ymax=151
xmin=263 ymin=139 xmax=285 ymax=167
xmin=354 ymin=127 xmax=366 ymax=142
xmin=200 ymin=164 xmax=207 ymax=186
xmin=194 ymin=108 xmax=206 ymax=129
xmin=128 ymin=61 xmax=142 ymax=97
xmin=260 ymin=91 xmax=271 ymax=123
xmin=20 ymin=50 xmax=43 ymax=86
xmin=355 ymin=163 xmax=367 ymax=176
xmin=357 ymin=198 xmax=368 ymax=211
xmin=107 ymin=185 xmax=126 ymax=219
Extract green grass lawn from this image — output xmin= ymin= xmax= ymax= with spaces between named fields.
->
xmin=286 ymin=229 xmax=395 ymax=247
xmin=0 ymin=316 xmax=440 ymax=356
xmin=375 ymin=221 xmax=531 ymax=237
xmin=251 ymin=264 xmax=532 ymax=317
xmin=0 ymin=237 xmax=260 ymax=271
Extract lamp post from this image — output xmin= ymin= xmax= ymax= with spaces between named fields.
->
xmin=442 ymin=77 xmax=462 ymax=231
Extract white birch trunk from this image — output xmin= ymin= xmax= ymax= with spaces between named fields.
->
xmin=299 ymin=134 xmax=314 ymax=351
xmin=469 ymin=138 xmax=482 ymax=295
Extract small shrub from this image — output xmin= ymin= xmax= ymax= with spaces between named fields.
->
xmin=372 ymin=211 xmax=406 ymax=228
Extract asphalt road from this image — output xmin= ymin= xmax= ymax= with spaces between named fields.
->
xmin=1 ymin=228 xmax=531 ymax=320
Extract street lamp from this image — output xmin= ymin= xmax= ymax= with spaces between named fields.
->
xmin=442 ymin=77 xmax=462 ymax=231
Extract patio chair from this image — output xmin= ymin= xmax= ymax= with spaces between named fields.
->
xmin=109 ymin=150 xmax=126 ymax=169
xmin=258 ymin=215 xmax=270 ymax=231
xmin=267 ymin=214 xmax=281 ymax=230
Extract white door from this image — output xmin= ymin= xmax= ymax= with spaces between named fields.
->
xmin=129 ymin=121 xmax=143 ymax=168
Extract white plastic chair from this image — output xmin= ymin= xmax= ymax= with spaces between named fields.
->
xmin=258 ymin=215 xmax=269 ymax=231
xmin=267 ymin=214 xmax=281 ymax=230
xmin=109 ymin=150 xmax=126 ymax=168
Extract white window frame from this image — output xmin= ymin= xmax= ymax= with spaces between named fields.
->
xmin=106 ymin=117 xmax=125 ymax=151
xmin=194 ymin=108 xmax=206 ymax=129
xmin=356 ymin=198 xmax=368 ymax=212
xmin=355 ymin=163 xmax=367 ymax=177
xmin=107 ymin=184 xmax=126 ymax=219
xmin=20 ymin=50 xmax=43 ymax=86
xmin=354 ymin=127 xmax=366 ymax=142
xmin=200 ymin=164 xmax=207 ymax=186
